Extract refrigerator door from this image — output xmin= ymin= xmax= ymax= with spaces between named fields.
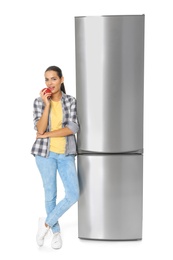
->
xmin=78 ymin=154 xmax=143 ymax=240
xmin=75 ymin=15 xmax=144 ymax=153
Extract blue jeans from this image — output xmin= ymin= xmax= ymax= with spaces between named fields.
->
xmin=35 ymin=152 xmax=79 ymax=234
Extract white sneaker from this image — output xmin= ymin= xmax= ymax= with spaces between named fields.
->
xmin=51 ymin=232 xmax=62 ymax=249
xmin=36 ymin=217 xmax=49 ymax=246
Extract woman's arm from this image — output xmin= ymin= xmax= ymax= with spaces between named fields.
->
xmin=36 ymin=103 xmax=50 ymax=134
xmin=35 ymin=91 xmax=51 ymax=134
xmin=36 ymin=95 xmax=79 ymax=139
xmin=36 ymin=127 xmax=73 ymax=139
xmin=65 ymin=97 xmax=79 ymax=134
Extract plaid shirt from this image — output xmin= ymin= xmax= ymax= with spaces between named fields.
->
xmin=31 ymin=92 xmax=79 ymax=157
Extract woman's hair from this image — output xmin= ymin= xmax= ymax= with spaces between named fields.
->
xmin=45 ymin=66 xmax=66 ymax=94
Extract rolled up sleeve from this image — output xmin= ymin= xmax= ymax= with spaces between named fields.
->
xmin=66 ymin=98 xmax=79 ymax=134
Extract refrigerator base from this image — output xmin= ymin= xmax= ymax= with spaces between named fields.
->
xmin=78 ymin=237 xmax=142 ymax=241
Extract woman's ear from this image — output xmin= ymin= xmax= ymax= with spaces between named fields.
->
xmin=61 ymin=76 xmax=64 ymax=84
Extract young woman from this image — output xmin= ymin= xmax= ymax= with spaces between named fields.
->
xmin=31 ymin=66 xmax=79 ymax=249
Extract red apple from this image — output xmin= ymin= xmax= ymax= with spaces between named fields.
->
xmin=42 ymin=88 xmax=52 ymax=95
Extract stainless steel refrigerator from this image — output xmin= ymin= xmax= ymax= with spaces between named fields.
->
xmin=75 ymin=15 xmax=144 ymax=240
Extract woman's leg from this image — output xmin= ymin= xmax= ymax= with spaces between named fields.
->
xmin=46 ymin=154 xmax=79 ymax=233
xmin=35 ymin=152 xmax=60 ymax=232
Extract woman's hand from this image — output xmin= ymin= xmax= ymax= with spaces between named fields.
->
xmin=40 ymin=89 xmax=51 ymax=105
xmin=36 ymin=132 xmax=49 ymax=139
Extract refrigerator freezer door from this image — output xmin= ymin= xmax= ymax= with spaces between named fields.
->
xmin=78 ymin=154 xmax=143 ymax=240
xmin=75 ymin=15 xmax=144 ymax=153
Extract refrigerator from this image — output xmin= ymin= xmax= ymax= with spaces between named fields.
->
xmin=75 ymin=15 xmax=144 ymax=240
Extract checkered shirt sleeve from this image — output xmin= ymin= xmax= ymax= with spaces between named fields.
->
xmin=31 ymin=98 xmax=49 ymax=157
xmin=33 ymin=98 xmax=46 ymax=131
xmin=63 ymin=95 xmax=79 ymax=134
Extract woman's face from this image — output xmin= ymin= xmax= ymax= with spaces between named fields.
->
xmin=44 ymin=70 xmax=64 ymax=94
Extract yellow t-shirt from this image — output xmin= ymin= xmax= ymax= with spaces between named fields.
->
xmin=49 ymin=100 xmax=66 ymax=154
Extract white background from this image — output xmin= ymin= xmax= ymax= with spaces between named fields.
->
xmin=0 ymin=0 xmax=173 ymax=259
